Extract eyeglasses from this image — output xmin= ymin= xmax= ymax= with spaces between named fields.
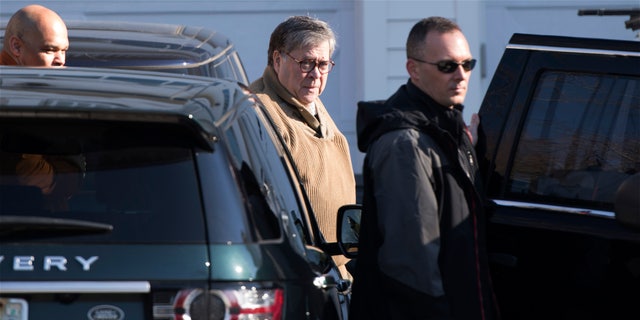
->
xmin=411 ymin=57 xmax=477 ymax=74
xmin=285 ymin=52 xmax=335 ymax=74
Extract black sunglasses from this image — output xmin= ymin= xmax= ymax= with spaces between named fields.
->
xmin=411 ymin=57 xmax=477 ymax=73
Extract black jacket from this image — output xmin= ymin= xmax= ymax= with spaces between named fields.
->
xmin=350 ymin=80 xmax=498 ymax=320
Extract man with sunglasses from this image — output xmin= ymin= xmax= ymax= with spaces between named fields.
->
xmin=350 ymin=17 xmax=499 ymax=319
xmin=250 ymin=16 xmax=356 ymax=279
xmin=1 ymin=4 xmax=68 ymax=66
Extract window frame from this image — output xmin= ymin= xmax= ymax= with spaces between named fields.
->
xmin=490 ymin=49 xmax=640 ymax=213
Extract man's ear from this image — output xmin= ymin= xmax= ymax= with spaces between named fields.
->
xmin=406 ymin=59 xmax=419 ymax=80
xmin=273 ymin=50 xmax=282 ymax=68
xmin=9 ymin=35 xmax=22 ymax=56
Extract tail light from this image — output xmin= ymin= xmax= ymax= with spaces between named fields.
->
xmin=153 ymin=285 xmax=284 ymax=320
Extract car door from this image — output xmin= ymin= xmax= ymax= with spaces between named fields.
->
xmin=480 ymin=38 xmax=640 ymax=319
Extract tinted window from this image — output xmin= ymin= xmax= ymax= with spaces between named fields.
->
xmin=219 ymin=105 xmax=310 ymax=253
xmin=0 ymin=120 xmax=207 ymax=243
xmin=508 ymin=71 xmax=640 ymax=209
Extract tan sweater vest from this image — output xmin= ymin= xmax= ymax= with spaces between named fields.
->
xmin=250 ymin=67 xmax=356 ymax=247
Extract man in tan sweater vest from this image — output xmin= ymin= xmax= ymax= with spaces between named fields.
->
xmin=250 ymin=16 xmax=356 ymax=279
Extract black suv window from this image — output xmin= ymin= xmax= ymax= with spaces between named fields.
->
xmin=508 ymin=70 xmax=640 ymax=209
xmin=0 ymin=120 xmax=207 ymax=243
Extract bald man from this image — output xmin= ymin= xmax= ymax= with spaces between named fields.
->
xmin=1 ymin=4 xmax=68 ymax=66
xmin=1 ymin=5 xmax=76 ymax=211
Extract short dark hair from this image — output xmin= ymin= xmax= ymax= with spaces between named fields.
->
xmin=406 ymin=17 xmax=461 ymax=59
xmin=267 ymin=15 xmax=336 ymax=66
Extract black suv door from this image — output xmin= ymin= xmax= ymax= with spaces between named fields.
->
xmin=478 ymin=35 xmax=640 ymax=319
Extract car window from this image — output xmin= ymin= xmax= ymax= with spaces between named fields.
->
xmin=219 ymin=102 xmax=310 ymax=255
xmin=507 ymin=71 xmax=640 ymax=209
xmin=0 ymin=120 xmax=208 ymax=243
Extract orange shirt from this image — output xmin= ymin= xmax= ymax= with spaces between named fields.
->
xmin=16 ymin=154 xmax=56 ymax=194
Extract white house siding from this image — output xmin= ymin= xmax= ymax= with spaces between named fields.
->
xmin=2 ymin=0 xmax=637 ymax=175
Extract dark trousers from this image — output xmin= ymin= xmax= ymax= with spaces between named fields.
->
xmin=382 ymin=273 xmax=452 ymax=320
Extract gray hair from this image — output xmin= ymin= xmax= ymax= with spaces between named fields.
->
xmin=267 ymin=15 xmax=337 ymax=66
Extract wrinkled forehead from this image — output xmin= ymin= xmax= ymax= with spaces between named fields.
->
xmin=288 ymin=40 xmax=332 ymax=58
xmin=285 ymin=34 xmax=333 ymax=55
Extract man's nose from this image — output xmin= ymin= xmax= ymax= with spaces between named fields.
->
xmin=452 ymin=64 xmax=469 ymax=79
xmin=53 ymin=51 xmax=66 ymax=66
xmin=307 ymin=65 xmax=322 ymax=78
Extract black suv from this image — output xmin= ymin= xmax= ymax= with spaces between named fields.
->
xmin=476 ymin=33 xmax=640 ymax=319
xmin=0 ymin=20 xmax=249 ymax=85
xmin=0 ymin=66 xmax=349 ymax=319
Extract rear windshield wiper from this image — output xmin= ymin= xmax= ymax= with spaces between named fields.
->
xmin=0 ymin=215 xmax=113 ymax=236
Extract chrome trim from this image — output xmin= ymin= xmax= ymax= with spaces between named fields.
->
xmin=492 ymin=199 xmax=615 ymax=219
xmin=0 ymin=281 xmax=150 ymax=294
xmin=506 ymin=44 xmax=640 ymax=57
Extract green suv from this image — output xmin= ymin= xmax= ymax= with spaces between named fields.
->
xmin=0 ymin=66 xmax=350 ymax=319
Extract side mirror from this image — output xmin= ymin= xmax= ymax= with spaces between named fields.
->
xmin=337 ymin=204 xmax=361 ymax=259
xmin=615 ymin=172 xmax=640 ymax=229
xmin=305 ymin=245 xmax=332 ymax=275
